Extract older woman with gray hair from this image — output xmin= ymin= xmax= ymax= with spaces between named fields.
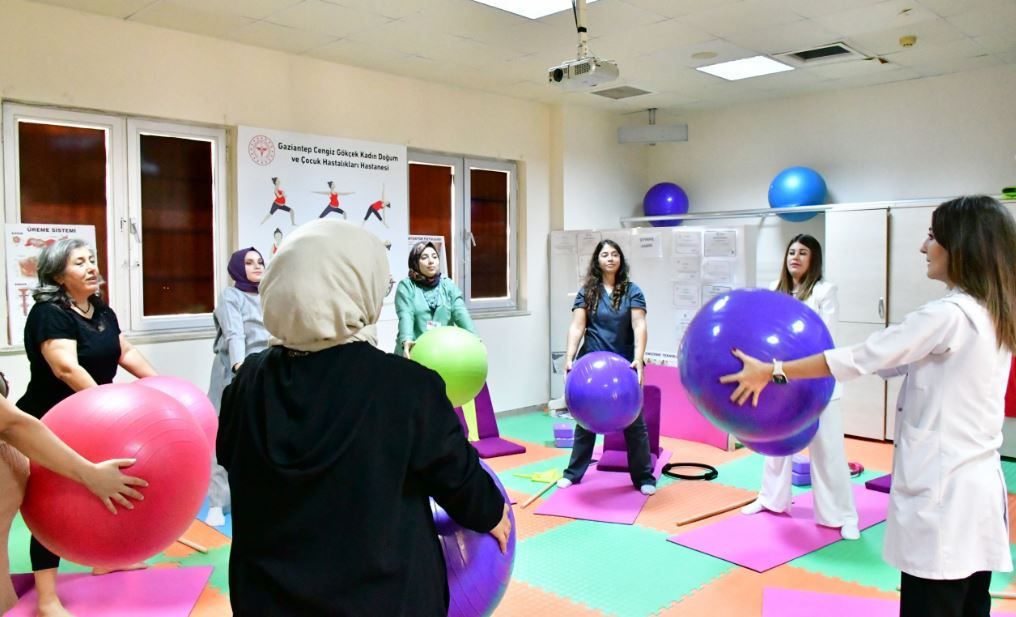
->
xmin=217 ymin=220 xmax=510 ymax=616
xmin=16 ymin=238 xmax=157 ymax=617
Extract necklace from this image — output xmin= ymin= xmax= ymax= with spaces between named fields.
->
xmin=72 ymin=300 xmax=93 ymax=315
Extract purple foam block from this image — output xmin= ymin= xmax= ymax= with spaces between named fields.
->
xmin=791 ymin=470 xmax=811 ymax=486
xmin=791 ymin=454 xmax=810 ymax=474
xmin=865 ymin=473 xmax=891 ymax=494
xmin=553 ymin=423 xmax=575 ymax=438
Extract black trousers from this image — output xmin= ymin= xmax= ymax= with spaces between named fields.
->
xmin=563 ymin=410 xmax=655 ymax=488
xmin=899 ymin=570 xmax=991 ymax=617
xmin=30 ymin=536 xmax=60 ymax=571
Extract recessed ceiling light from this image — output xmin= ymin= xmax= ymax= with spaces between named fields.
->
xmin=470 ymin=0 xmax=600 ymax=19
xmin=691 ymin=51 xmax=718 ymax=60
xmin=696 ymin=55 xmax=794 ymax=81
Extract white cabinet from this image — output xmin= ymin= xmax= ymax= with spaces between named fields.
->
xmin=826 ymin=209 xmax=888 ymax=324
xmin=825 ymin=209 xmax=888 ymax=439
xmin=888 ymin=204 xmax=949 ymax=322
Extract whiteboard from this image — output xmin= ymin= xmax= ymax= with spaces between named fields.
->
xmin=549 ymin=225 xmax=757 ymax=398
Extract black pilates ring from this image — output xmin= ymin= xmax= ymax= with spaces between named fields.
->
xmin=662 ymin=462 xmax=718 ymax=481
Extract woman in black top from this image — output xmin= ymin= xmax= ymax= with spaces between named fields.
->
xmin=218 ymin=220 xmax=511 ymax=616
xmin=17 ymin=238 xmax=157 ymax=617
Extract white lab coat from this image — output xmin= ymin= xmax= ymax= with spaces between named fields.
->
xmin=825 ymin=291 xmax=1012 ymax=579
xmin=756 ymin=281 xmax=858 ymax=527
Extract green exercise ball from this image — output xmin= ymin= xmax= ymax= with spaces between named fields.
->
xmin=411 ymin=326 xmax=488 ymax=407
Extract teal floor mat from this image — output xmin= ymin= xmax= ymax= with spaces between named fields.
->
xmin=513 ymin=519 xmax=733 ymax=616
xmin=790 ymin=522 xmax=898 ymax=591
xmin=498 ymin=412 xmax=563 ymax=446
xmin=1003 ymin=459 xmax=1016 ymax=494
xmin=496 ymin=454 xmax=571 ymax=495
xmin=7 ymin=513 xmax=90 ymax=575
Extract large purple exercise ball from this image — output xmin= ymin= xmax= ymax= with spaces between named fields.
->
xmin=678 ymin=289 xmax=835 ymax=441
xmin=643 ymin=182 xmax=689 ymax=227
xmin=431 ymin=460 xmax=515 ymax=617
xmin=739 ymin=420 xmax=820 ymax=457
xmin=565 ymin=351 xmax=643 ymax=433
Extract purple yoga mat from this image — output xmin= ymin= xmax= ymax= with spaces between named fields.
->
xmin=669 ymin=484 xmax=889 ymax=572
xmin=8 ymin=566 xmax=212 ymax=617
xmin=534 ymin=450 xmax=671 ymax=524
xmin=762 ymin=587 xmax=1016 ymax=617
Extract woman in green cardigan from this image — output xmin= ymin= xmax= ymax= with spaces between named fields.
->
xmin=395 ymin=241 xmax=476 ymax=356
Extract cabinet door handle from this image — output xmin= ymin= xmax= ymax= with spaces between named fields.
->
xmin=878 ymin=297 xmax=885 ymax=321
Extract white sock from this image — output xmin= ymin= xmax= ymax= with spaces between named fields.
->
xmin=840 ymin=523 xmax=860 ymax=540
xmin=205 ymin=506 xmax=226 ymax=527
xmin=556 ymin=478 xmax=573 ymax=489
xmin=640 ymin=484 xmax=656 ymax=496
xmin=740 ymin=500 xmax=765 ymax=515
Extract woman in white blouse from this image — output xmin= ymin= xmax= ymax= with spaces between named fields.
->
xmin=722 ymin=196 xmax=1015 ymax=617
xmin=740 ymin=234 xmax=859 ymax=540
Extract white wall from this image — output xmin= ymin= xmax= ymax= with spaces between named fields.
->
xmin=646 ymin=64 xmax=1016 ymax=213
xmin=0 ymin=0 xmax=551 ymax=411
xmin=557 ymin=105 xmax=649 ymax=231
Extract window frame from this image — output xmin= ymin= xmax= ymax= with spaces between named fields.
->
xmin=126 ymin=117 xmax=227 ymax=332
xmin=408 ymin=150 xmax=519 ymax=313
xmin=1 ymin=103 xmax=227 ymax=339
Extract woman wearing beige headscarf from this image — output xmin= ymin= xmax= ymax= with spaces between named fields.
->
xmin=216 ymin=219 xmax=511 ymax=616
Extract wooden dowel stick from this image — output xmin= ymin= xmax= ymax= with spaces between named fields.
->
xmin=176 ymin=537 xmax=208 ymax=553
xmin=675 ymin=497 xmax=756 ymax=526
xmin=521 ymin=481 xmax=557 ymax=509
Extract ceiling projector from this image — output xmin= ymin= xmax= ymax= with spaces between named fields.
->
xmin=547 ymin=56 xmax=619 ymax=89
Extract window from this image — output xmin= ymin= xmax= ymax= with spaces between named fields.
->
xmin=408 ymin=152 xmax=519 ymax=312
xmin=2 ymin=104 xmax=228 ymax=337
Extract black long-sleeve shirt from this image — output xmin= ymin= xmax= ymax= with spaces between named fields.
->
xmin=217 ymin=341 xmax=503 ymax=616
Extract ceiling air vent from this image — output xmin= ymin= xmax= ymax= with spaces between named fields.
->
xmin=590 ymin=86 xmax=651 ymax=100
xmin=778 ymin=42 xmax=866 ymax=66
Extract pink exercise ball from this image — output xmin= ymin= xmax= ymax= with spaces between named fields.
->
xmin=20 ymin=383 xmax=211 ymax=568
xmin=137 ymin=375 xmax=218 ymax=449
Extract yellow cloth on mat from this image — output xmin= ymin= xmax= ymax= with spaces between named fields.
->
xmin=514 ymin=469 xmax=563 ymax=483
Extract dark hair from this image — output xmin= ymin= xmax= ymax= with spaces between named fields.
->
xmin=327 ymin=181 xmax=334 ymax=188
xmin=271 ymin=177 xmax=279 ymax=184
xmin=32 ymin=238 xmax=105 ymax=306
xmin=775 ymin=234 xmax=823 ymax=302
xmin=932 ymin=195 xmax=1016 ymax=352
xmin=581 ymin=239 xmax=629 ymax=314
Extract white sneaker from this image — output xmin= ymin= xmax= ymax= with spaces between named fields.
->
xmin=640 ymin=484 xmax=657 ymax=496
xmin=556 ymin=478 xmax=573 ymax=489
xmin=205 ymin=507 xmax=226 ymax=527
xmin=740 ymin=500 xmax=765 ymax=515
xmin=840 ymin=523 xmax=860 ymax=540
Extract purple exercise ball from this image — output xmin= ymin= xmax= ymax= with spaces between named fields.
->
xmin=678 ymin=289 xmax=835 ymax=442
xmin=739 ymin=420 xmax=820 ymax=457
xmin=565 ymin=351 xmax=643 ymax=434
xmin=643 ymin=182 xmax=689 ymax=227
xmin=431 ymin=460 xmax=515 ymax=617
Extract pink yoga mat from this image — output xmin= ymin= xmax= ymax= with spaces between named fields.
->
xmin=8 ymin=566 xmax=212 ymax=617
xmin=669 ymin=484 xmax=889 ymax=572
xmin=644 ymin=364 xmax=729 ymax=450
xmin=762 ymin=587 xmax=1016 ymax=617
xmin=534 ymin=450 xmax=671 ymax=524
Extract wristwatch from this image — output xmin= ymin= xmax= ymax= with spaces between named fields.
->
xmin=771 ymin=360 xmax=788 ymax=385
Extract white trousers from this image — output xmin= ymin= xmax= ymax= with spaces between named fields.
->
xmin=756 ymin=399 xmax=858 ymax=527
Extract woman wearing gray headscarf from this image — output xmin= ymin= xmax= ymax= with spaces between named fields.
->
xmin=217 ymin=220 xmax=510 ymax=616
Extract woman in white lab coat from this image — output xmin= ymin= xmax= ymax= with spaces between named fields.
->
xmin=721 ymin=196 xmax=1015 ymax=617
xmin=740 ymin=234 xmax=860 ymax=541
